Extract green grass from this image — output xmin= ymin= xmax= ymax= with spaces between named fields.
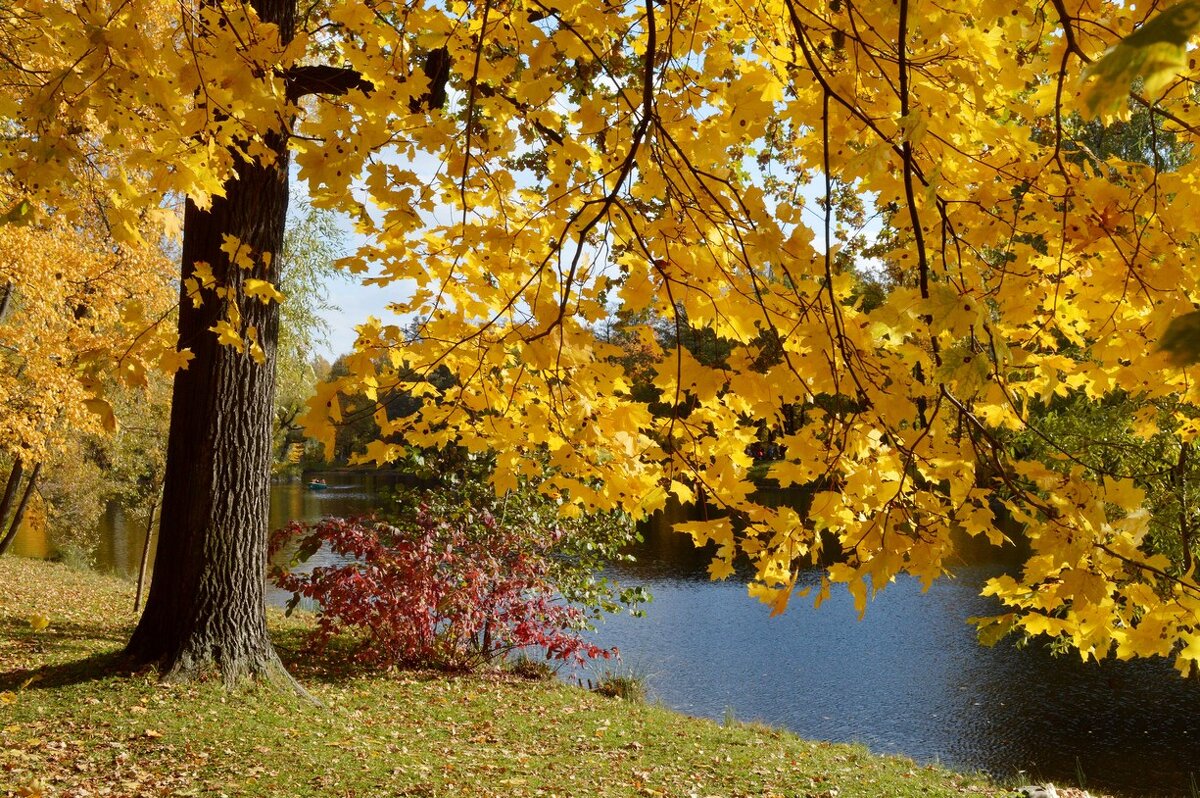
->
xmin=0 ymin=557 xmax=1092 ymax=798
xmin=591 ymin=669 xmax=647 ymax=703
xmin=505 ymin=655 xmax=557 ymax=682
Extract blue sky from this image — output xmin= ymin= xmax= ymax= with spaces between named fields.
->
xmin=303 ymin=138 xmax=882 ymax=361
xmin=317 ymin=265 xmax=403 ymax=360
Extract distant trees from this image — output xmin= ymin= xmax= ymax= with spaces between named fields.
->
xmin=273 ymin=205 xmax=345 ymax=466
xmin=0 ymin=210 xmax=176 ymax=557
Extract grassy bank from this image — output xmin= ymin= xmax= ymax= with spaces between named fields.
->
xmin=1 ymin=558 xmax=1093 ymax=798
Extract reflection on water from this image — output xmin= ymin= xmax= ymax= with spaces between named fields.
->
xmin=262 ymin=477 xmax=402 ymax=607
xmin=6 ymin=503 xmax=53 ymax=561
xmin=13 ymin=472 xmax=411 ymax=572
xmin=12 ymin=475 xmax=1200 ymax=795
xmin=605 ymin=520 xmax=1200 ymax=796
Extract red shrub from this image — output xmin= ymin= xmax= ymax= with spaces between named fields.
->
xmin=269 ymin=510 xmax=616 ymax=671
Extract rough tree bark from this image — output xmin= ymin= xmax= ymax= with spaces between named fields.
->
xmin=124 ymin=191 xmax=293 ymax=683
xmin=124 ymin=0 xmax=298 ymax=686
xmin=123 ymin=0 xmax=445 ymax=686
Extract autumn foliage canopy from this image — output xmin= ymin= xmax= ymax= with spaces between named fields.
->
xmin=8 ymin=0 xmax=1200 ymax=673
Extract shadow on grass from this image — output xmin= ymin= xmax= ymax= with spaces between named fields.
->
xmin=271 ymin=627 xmax=384 ymax=685
xmin=271 ymin=626 xmax=474 ymax=687
xmin=1 ymin=616 xmax=462 ymax=693
xmin=0 ymin=614 xmax=144 ymax=691
xmin=0 ymin=649 xmax=139 ymax=691
xmin=0 ymin=615 xmax=133 ymax=646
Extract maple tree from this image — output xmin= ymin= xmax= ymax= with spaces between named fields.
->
xmin=0 ymin=211 xmax=176 ymax=555
xmin=298 ymin=0 xmax=1200 ymax=675
xmin=37 ymin=367 xmax=172 ymax=564
xmin=8 ymin=0 xmax=1200 ymax=683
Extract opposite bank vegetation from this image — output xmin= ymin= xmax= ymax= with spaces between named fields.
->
xmin=0 ymin=558 xmax=1108 ymax=798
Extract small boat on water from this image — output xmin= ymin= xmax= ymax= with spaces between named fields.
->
xmin=306 ymin=479 xmax=328 ymax=491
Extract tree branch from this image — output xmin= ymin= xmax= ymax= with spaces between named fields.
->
xmin=474 ymin=82 xmax=564 ymax=145
xmin=1177 ymin=442 xmax=1194 ymax=576
xmin=0 ymin=461 xmax=39 ymax=556
xmin=284 ymin=64 xmax=373 ymax=101
xmin=1049 ymin=0 xmax=1090 ymax=62
xmin=285 ymin=47 xmax=452 ymax=107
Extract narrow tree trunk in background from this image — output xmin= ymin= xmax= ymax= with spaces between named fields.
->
xmin=0 ymin=462 xmax=40 ymax=554
xmin=134 ymin=495 xmax=158 ymax=613
xmin=124 ymin=0 xmax=297 ymax=686
xmin=0 ymin=280 xmax=13 ymax=322
xmin=0 ymin=459 xmax=26 ymax=555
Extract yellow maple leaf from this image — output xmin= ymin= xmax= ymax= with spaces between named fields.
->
xmin=1175 ymin=634 xmax=1200 ymax=676
xmin=220 ymin=234 xmax=257 ymax=270
xmin=15 ymin=780 xmax=46 ymax=798
xmin=157 ymin=347 xmax=195 ymax=373
xmin=209 ymin=320 xmax=244 ymax=352
xmin=244 ymin=278 xmax=285 ymax=304
xmin=83 ymin=398 xmax=118 ymax=433
xmin=1081 ymin=1 xmax=1200 ymax=118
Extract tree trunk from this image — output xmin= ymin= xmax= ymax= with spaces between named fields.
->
xmin=124 ymin=0 xmax=297 ymax=686
xmin=0 ymin=462 xmax=40 ymax=555
xmin=0 ymin=280 xmax=13 ymax=322
xmin=134 ymin=494 xmax=158 ymax=613
xmin=0 ymin=458 xmax=25 ymax=555
xmin=125 ymin=175 xmax=291 ymax=685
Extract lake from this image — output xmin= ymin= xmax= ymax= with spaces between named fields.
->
xmin=11 ymin=473 xmax=1200 ymax=796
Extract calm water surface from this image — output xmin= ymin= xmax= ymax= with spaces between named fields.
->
xmin=14 ymin=473 xmax=1200 ymax=796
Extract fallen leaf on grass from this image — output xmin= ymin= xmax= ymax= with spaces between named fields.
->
xmin=16 ymin=780 xmax=46 ymax=797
